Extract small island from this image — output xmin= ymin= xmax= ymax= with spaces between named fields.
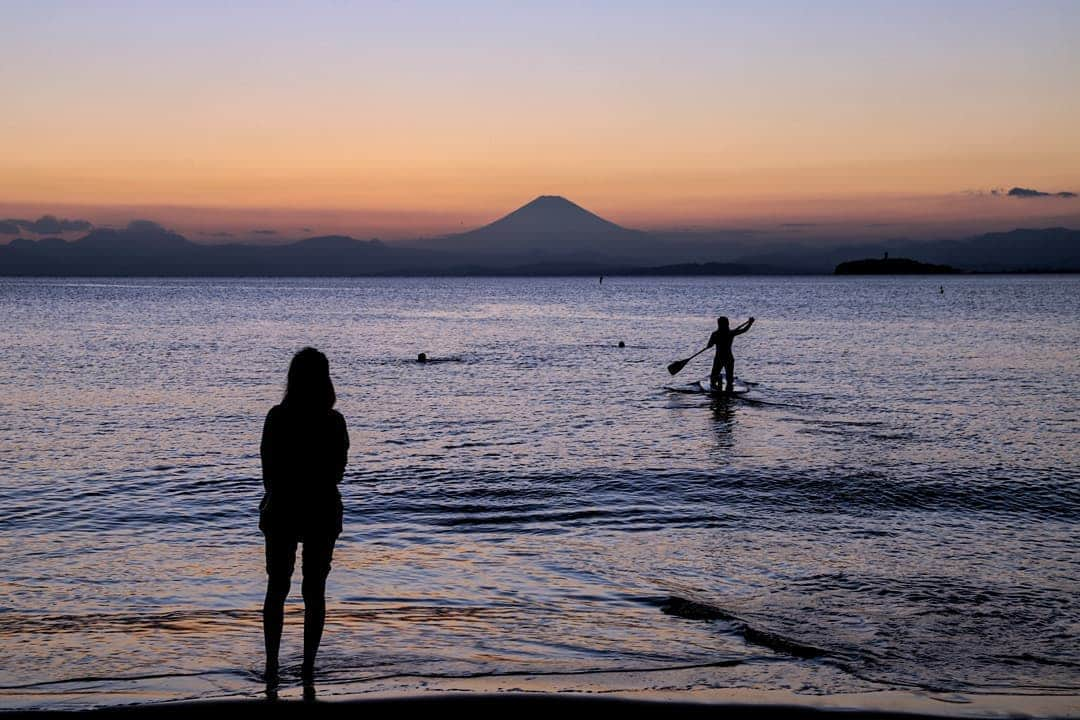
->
xmin=834 ymin=257 xmax=960 ymax=275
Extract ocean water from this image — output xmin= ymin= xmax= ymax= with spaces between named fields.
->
xmin=0 ymin=275 xmax=1078 ymax=710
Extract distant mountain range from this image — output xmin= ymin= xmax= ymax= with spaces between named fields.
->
xmin=2 ymin=197 xmax=1078 ymax=275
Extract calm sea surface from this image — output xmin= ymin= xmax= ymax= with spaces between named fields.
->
xmin=1 ymin=276 xmax=1078 ymax=709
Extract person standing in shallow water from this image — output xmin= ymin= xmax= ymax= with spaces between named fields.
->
xmin=260 ymin=347 xmax=349 ymax=688
xmin=707 ymin=316 xmax=754 ymax=392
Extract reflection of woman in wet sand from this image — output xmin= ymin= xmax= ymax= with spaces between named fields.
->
xmin=260 ymin=347 xmax=348 ymax=688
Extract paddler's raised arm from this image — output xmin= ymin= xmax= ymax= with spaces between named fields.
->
xmin=732 ymin=317 xmax=755 ymax=335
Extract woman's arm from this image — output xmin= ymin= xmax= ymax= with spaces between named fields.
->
xmin=259 ymin=407 xmax=279 ymax=493
xmin=333 ymin=412 xmax=349 ymax=485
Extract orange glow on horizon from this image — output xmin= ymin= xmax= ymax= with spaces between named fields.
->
xmin=3 ymin=3 xmax=1078 ymax=238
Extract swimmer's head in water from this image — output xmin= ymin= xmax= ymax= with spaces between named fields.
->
xmin=417 ymin=352 xmax=428 ymax=363
xmin=717 ymin=316 xmax=729 ymax=330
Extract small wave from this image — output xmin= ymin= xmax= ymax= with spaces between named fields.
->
xmin=993 ymin=653 xmax=1080 ymax=669
xmin=0 ymin=609 xmax=261 ymax=637
xmin=443 ymin=440 xmax=525 ymax=450
xmin=3 ymin=463 xmax=1078 ymax=536
xmin=658 ymin=596 xmax=829 ymax=659
xmin=0 ymin=668 xmax=236 ymax=691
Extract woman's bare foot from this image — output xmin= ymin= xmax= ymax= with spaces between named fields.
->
xmin=263 ymin=661 xmax=279 ymax=689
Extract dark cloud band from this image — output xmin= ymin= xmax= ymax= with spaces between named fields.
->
xmin=995 ymin=186 xmax=1077 ymax=199
xmin=2 ymin=215 xmax=94 ymax=234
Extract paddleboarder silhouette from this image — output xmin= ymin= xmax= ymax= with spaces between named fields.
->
xmin=707 ymin=316 xmax=754 ymax=392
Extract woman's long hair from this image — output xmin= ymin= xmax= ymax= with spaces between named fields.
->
xmin=282 ymin=347 xmax=336 ymax=412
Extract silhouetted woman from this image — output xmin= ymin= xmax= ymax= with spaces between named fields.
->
xmin=260 ymin=347 xmax=348 ymax=687
xmin=707 ymin=316 xmax=754 ymax=392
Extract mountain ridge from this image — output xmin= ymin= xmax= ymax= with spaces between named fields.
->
xmin=1 ymin=200 xmax=1078 ymax=275
xmin=471 ymin=195 xmax=628 ymax=235
xmin=418 ymin=195 xmax=664 ymax=262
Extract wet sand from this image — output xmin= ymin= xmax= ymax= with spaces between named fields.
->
xmin=5 ymin=680 xmax=1077 ymax=719
xmin=3 ymin=662 xmax=1077 ymax=717
xmin=0 ymin=694 xmax=1045 ymax=720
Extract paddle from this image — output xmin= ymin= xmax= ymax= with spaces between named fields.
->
xmin=667 ymin=346 xmax=710 ymax=376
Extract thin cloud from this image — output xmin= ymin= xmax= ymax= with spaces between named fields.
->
xmin=252 ymin=229 xmax=278 ymax=235
xmin=0 ymin=220 xmax=20 ymax=235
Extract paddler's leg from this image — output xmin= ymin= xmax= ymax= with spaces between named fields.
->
xmin=724 ymin=356 xmax=735 ymax=393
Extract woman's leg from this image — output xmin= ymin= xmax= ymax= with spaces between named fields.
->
xmin=263 ymin=533 xmax=297 ymax=683
xmin=724 ymin=357 xmax=735 ymax=392
xmin=300 ymin=534 xmax=338 ymax=681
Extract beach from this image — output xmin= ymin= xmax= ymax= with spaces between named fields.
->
xmin=5 ymin=688 xmax=1078 ymax=719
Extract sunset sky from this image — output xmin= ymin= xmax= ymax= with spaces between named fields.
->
xmin=3 ymin=1 xmax=1079 ymax=240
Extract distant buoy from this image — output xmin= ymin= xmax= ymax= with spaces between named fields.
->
xmin=417 ymin=352 xmax=428 ymax=363
xmin=618 ymin=341 xmax=625 ymax=348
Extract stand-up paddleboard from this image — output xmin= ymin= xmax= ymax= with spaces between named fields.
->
xmin=697 ymin=379 xmax=750 ymax=396
xmin=665 ymin=378 xmax=798 ymax=407
xmin=665 ymin=379 xmax=751 ymax=396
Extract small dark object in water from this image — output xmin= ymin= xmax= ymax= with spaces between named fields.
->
xmin=415 ymin=355 xmax=464 ymax=364
xmin=618 ymin=341 xmax=625 ymax=348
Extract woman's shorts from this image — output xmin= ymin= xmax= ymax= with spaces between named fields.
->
xmin=264 ymin=532 xmax=337 ymax=581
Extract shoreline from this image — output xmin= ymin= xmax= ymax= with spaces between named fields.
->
xmin=3 ymin=690 xmax=1079 ymax=720
xmin=4 ymin=669 xmax=1078 ymax=719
